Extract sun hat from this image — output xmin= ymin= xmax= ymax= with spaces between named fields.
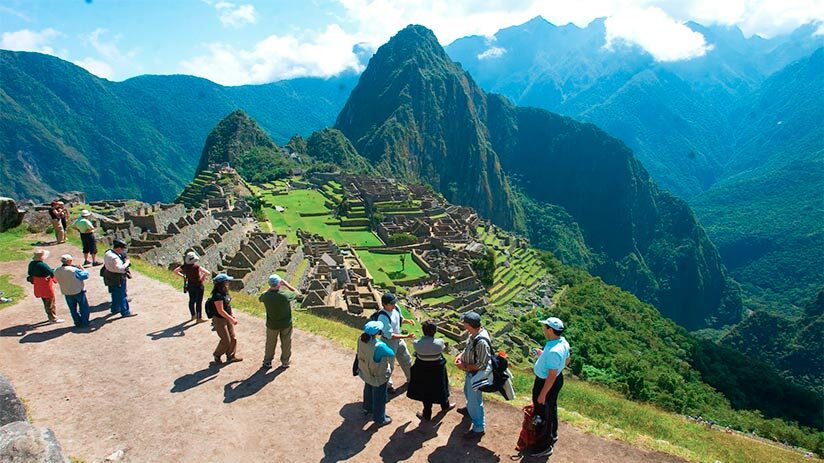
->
xmin=80 ymin=209 xmax=92 ymax=217
xmin=364 ymin=320 xmax=384 ymax=335
xmin=33 ymin=249 xmax=50 ymax=260
xmin=112 ymin=239 xmax=128 ymax=249
xmin=60 ymin=254 xmax=73 ymax=263
xmin=461 ymin=311 xmax=482 ymax=328
xmin=213 ymin=273 xmax=234 ymax=283
xmin=268 ymin=274 xmax=282 ymax=287
xmin=184 ymin=251 xmax=199 ymax=265
xmin=539 ymin=317 xmax=565 ymax=332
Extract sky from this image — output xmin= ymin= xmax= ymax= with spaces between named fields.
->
xmin=1 ymin=0 xmax=822 ymax=85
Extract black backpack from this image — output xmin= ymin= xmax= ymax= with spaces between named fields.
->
xmin=473 ymin=337 xmax=510 ymax=394
xmin=204 ymin=297 xmax=216 ymax=319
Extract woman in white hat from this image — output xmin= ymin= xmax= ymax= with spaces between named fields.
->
xmin=26 ymin=249 xmax=63 ymax=323
xmin=72 ymin=209 xmax=100 ymax=266
xmin=173 ymin=251 xmax=211 ymax=323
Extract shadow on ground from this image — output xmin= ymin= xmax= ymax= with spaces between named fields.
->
xmin=426 ymin=414 xmax=501 ymax=463
xmin=146 ymin=320 xmax=197 ymax=340
xmin=223 ymin=366 xmax=286 ymax=403
xmin=171 ymin=363 xmax=224 ymax=393
xmin=379 ymin=420 xmax=441 ymax=462
xmin=321 ymin=403 xmax=380 ymax=463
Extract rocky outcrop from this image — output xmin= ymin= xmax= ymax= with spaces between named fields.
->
xmin=0 ymin=198 xmax=24 ymax=232
xmin=0 ymin=375 xmax=26 ymax=427
xmin=0 ymin=421 xmax=68 ymax=463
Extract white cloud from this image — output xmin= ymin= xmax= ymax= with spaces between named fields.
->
xmin=180 ymin=24 xmax=364 ymax=85
xmin=214 ymin=1 xmax=257 ymax=27
xmin=0 ymin=28 xmax=60 ymax=54
xmin=477 ymin=46 xmax=506 ymax=60
xmin=74 ymin=57 xmax=115 ymax=79
xmin=605 ymin=7 xmax=713 ymax=61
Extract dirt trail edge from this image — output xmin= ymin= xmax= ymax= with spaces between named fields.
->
xmin=0 ymin=243 xmax=684 ymax=463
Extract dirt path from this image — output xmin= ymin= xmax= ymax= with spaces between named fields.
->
xmin=0 ymin=243 xmax=684 ymax=463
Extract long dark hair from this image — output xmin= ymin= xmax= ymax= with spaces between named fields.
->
xmin=212 ymin=280 xmax=228 ymax=296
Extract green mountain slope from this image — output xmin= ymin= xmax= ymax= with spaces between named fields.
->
xmin=335 ymin=26 xmax=522 ymax=229
xmin=336 ymin=25 xmax=742 ymax=329
xmin=0 ymin=50 xmax=355 ymax=202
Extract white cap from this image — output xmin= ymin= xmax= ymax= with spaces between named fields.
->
xmin=539 ymin=317 xmax=565 ymax=331
xmin=268 ymin=274 xmax=282 ymax=287
xmin=60 ymin=254 xmax=73 ymax=263
xmin=184 ymin=251 xmax=199 ymax=264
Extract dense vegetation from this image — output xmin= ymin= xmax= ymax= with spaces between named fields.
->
xmin=0 ymin=50 xmax=354 ymax=201
xmin=337 ymin=25 xmax=742 ymax=330
xmin=524 ymin=252 xmax=823 ymax=453
xmin=305 ymin=128 xmax=373 ymax=173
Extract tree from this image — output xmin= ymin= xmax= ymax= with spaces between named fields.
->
xmin=400 ymin=254 xmax=406 ymax=271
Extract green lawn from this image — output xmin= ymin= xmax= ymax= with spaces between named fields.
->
xmin=0 ymin=226 xmax=36 ymax=262
xmin=261 ymin=189 xmax=381 ymax=246
xmin=358 ymin=250 xmax=428 ymax=288
xmin=0 ymin=274 xmax=25 ymax=309
xmin=421 ymin=293 xmax=456 ymax=306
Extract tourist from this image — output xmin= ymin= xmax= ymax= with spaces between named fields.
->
xmin=48 ymin=201 xmax=66 ymax=244
xmin=72 ymin=210 xmax=101 ymax=266
xmin=455 ymin=311 xmax=491 ymax=438
xmin=259 ymin=273 xmax=300 ymax=369
xmin=27 ymin=249 xmax=63 ymax=323
xmin=209 ymin=273 xmax=242 ymax=364
xmin=53 ymin=254 xmax=91 ymax=328
xmin=173 ymin=251 xmax=210 ymax=322
xmin=103 ymin=239 xmax=136 ymax=318
xmin=356 ymin=320 xmax=395 ymax=426
xmin=529 ymin=317 xmax=571 ymax=458
xmin=376 ymin=292 xmax=415 ymax=393
xmin=407 ymin=320 xmax=456 ymax=420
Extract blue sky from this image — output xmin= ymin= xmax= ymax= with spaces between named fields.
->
xmin=1 ymin=0 xmax=822 ymax=85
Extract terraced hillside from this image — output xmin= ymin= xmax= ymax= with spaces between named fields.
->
xmin=479 ymin=225 xmax=549 ymax=304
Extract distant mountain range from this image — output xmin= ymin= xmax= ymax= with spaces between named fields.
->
xmin=0 ymin=50 xmax=355 ymax=201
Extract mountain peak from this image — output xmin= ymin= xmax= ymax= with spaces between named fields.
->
xmin=195 ymin=109 xmax=278 ymax=174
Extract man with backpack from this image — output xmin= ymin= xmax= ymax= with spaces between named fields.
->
xmin=529 ymin=317 xmax=571 ymax=457
xmin=102 ymin=239 xmax=136 ymax=317
xmin=373 ymin=293 xmax=415 ymax=394
xmin=454 ymin=311 xmax=491 ymax=439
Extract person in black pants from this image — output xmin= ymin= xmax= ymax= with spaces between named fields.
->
xmin=529 ymin=317 xmax=571 ymax=458
xmin=174 ymin=251 xmax=211 ymax=323
xmin=407 ymin=320 xmax=456 ymax=420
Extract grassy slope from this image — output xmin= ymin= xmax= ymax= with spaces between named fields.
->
xmin=357 ymin=250 xmax=427 ymax=287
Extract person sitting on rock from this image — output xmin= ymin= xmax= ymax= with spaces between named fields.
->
xmin=27 ymin=249 xmax=63 ymax=324
xmin=72 ymin=210 xmax=101 ymax=266
xmin=173 ymin=251 xmax=210 ymax=323
xmin=259 ymin=273 xmax=300 ymax=370
xmin=53 ymin=254 xmax=91 ymax=328
xmin=103 ymin=239 xmax=136 ymax=318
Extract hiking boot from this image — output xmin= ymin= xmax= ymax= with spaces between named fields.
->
xmin=212 ymin=355 xmax=223 ymax=365
xmin=280 ymin=361 xmax=290 ymax=369
xmin=531 ymin=446 xmax=554 ymax=458
xmin=261 ymin=362 xmax=272 ymax=370
xmin=456 ymin=407 xmax=469 ymax=416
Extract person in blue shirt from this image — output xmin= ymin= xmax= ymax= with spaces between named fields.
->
xmin=356 ymin=320 xmax=396 ymax=426
xmin=529 ymin=317 xmax=571 ymax=457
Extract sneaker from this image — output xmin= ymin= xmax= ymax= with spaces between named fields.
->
xmin=280 ymin=361 xmax=290 ymax=369
xmin=122 ymin=313 xmax=138 ymax=318
xmin=226 ymin=355 xmax=243 ymax=363
xmin=377 ymin=416 xmax=393 ymax=426
xmin=212 ymin=355 xmax=223 ymax=365
xmin=442 ymin=402 xmax=457 ymax=412
xmin=261 ymin=362 xmax=272 ymax=370
xmin=83 ymin=260 xmax=91 ymax=266
xmin=456 ymin=407 xmax=469 ymax=416
xmin=387 ymin=385 xmax=396 ymax=395
xmin=92 ymin=261 xmax=102 ymax=266
xmin=415 ymin=412 xmax=431 ymax=421
xmin=530 ymin=447 xmax=554 ymax=458
xmin=196 ymin=318 xmax=207 ymax=323
xmin=50 ymin=318 xmax=65 ymax=324
xmin=462 ymin=429 xmax=485 ymax=439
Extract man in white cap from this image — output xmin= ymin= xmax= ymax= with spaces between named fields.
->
xmin=72 ymin=209 xmax=100 ymax=266
xmin=529 ymin=317 xmax=572 ymax=457
xmin=54 ymin=255 xmax=92 ymax=328
xmin=259 ymin=274 xmax=301 ymax=369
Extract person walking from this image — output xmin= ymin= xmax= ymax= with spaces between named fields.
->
xmin=259 ymin=274 xmax=300 ymax=370
xmin=209 ymin=273 xmax=242 ymax=364
xmin=53 ymin=254 xmax=91 ymax=328
xmin=173 ymin=251 xmax=210 ymax=322
xmin=407 ymin=320 xmax=456 ymax=421
xmin=27 ymin=249 xmax=63 ymax=323
xmin=376 ymin=293 xmax=415 ymax=393
xmin=48 ymin=201 xmax=66 ymax=244
xmin=103 ymin=239 xmax=136 ymax=318
xmin=455 ymin=311 xmax=491 ymax=439
xmin=357 ymin=320 xmax=395 ymax=426
xmin=72 ymin=210 xmax=101 ymax=266
xmin=529 ymin=317 xmax=571 ymax=457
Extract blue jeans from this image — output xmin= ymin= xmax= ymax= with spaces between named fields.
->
xmin=363 ymin=382 xmax=389 ymax=424
xmin=464 ymin=373 xmax=485 ymax=431
xmin=110 ymin=282 xmax=130 ymax=316
xmin=65 ymin=291 xmax=90 ymax=327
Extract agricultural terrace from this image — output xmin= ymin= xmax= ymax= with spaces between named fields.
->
xmin=478 ymin=225 xmax=548 ymax=304
xmin=257 ymin=180 xmax=382 ymax=247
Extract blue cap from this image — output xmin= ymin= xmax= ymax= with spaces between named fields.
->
xmin=268 ymin=274 xmax=282 ymax=287
xmin=213 ymin=273 xmax=234 ymax=283
xmin=364 ymin=320 xmax=384 ymax=335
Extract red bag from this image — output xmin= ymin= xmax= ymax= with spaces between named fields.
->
xmin=515 ymin=405 xmax=539 ymax=452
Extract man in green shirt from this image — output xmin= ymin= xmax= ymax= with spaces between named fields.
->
xmin=72 ymin=210 xmax=100 ymax=266
xmin=259 ymin=274 xmax=301 ymax=369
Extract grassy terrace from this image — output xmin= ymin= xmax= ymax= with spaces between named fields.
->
xmin=357 ymin=250 xmax=428 ymax=288
xmin=478 ymin=226 xmax=547 ymax=304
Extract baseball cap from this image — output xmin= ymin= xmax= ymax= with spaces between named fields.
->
xmin=461 ymin=311 xmax=481 ymax=328
xmin=268 ymin=274 xmax=282 ymax=287
xmin=60 ymin=254 xmax=73 ymax=263
xmin=213 ymin=273 xmax=234 ymax=283
xmin=364 ymin=320 xmax=384 ymax=335
xmin=381 ymin=292 xmax=398 ymax=305
xmin=184 ymin=251 xmax=199 ymax=265
xmin=539 ymin=317 xmax=565 ymax=332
